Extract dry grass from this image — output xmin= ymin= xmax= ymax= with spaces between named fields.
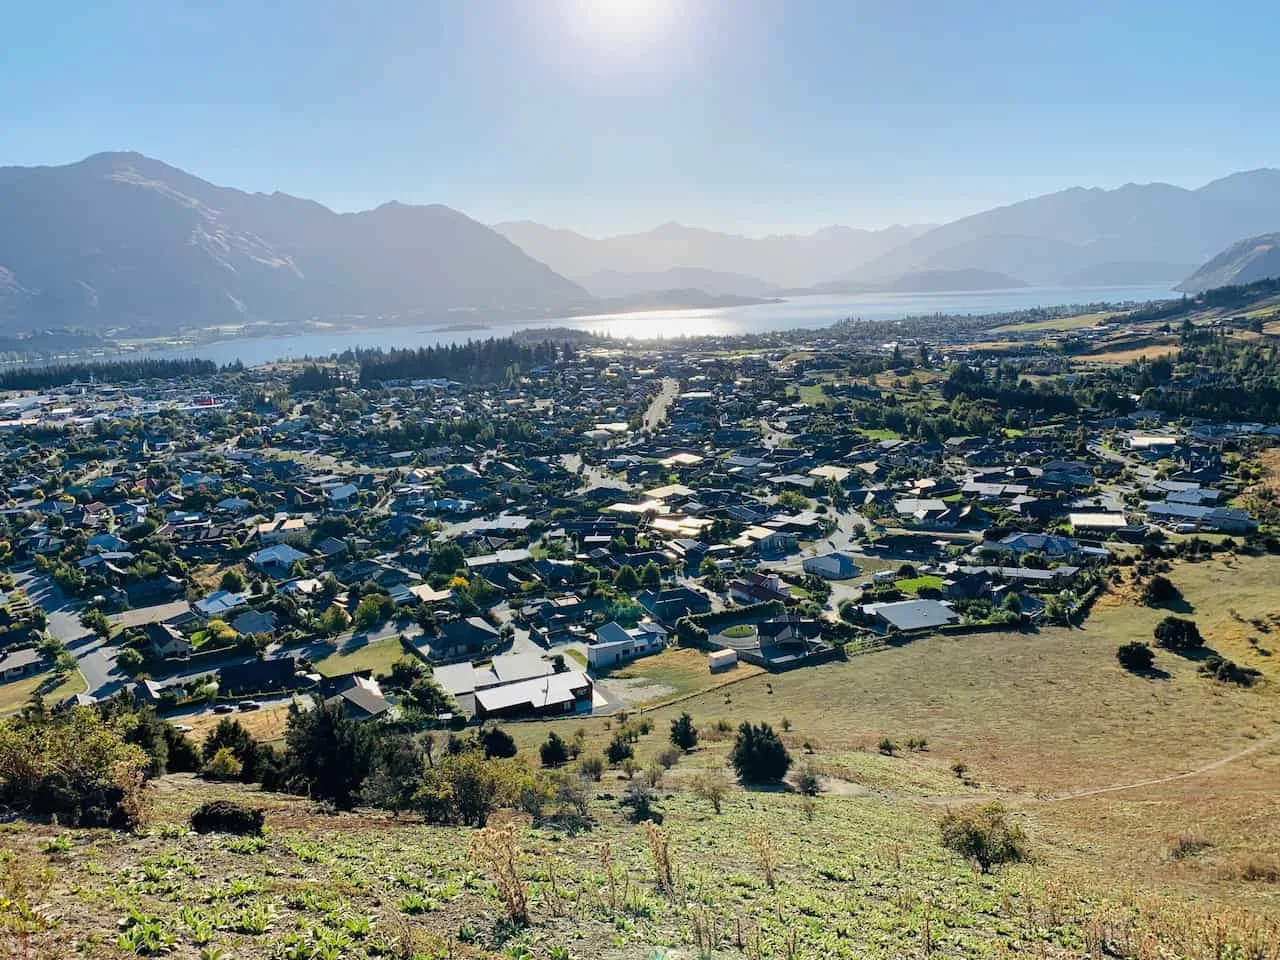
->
xmin=595 ymin=646 xmax=764 ymax=707
xmin=992 ymin=310 xmax=1117 ymax=333
xmin=1076 ymin=340 xmax=1180 ymax=364
xmin=184 ymin=702 xmax=292 ymax=745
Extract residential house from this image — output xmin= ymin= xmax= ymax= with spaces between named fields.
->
xmin=588 ymin=620 xmax=669 ymax=669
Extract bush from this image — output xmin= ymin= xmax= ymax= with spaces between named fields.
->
xmin=578 ymin=755 xmax=605 ymax=781
xmin=540 ymin=732 xmax=570 ymax=767
xmin=1154 ymin=616 xmax=1203 ymax=652
xmin=1117 ymin=641 xmax=1155 ymax=672
xmin=480 ymin=726 xmax=517 ymax=760
xmin=729 ymin=722 xmax=791 ymax=784
xmin=606 ymin=733 xmax=634 ymax=766
xmin=940 ymin=802 xmax=1027 ymax=873
xmin=201 ymin=747 xmax=244 ymax=782
xmin=190 ymin=800 xmax=265 ymax=836
xmin=1141 ymin=574 xmax=1179 ymax=605
xmin=620 ymin=780 xmax=659 ymax=824
xmin=796 ymin=764 xmax=821 ymax=797
xmin=669 ymin=712 xmax=698 ymax=752
xmin=1199 ymin=655 xmax=1262 ymax=686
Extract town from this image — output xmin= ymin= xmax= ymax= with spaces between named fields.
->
xmin=3 ymin=287 xmax=1280 ymax=959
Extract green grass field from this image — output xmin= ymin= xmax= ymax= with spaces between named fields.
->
xmin=0 ymin=668 xmax=86 ymax=716
xmin=313 ymin=635 xmax=405 ymax=678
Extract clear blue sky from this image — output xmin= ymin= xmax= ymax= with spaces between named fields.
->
xmin=6 ymin=0 xmax=1277 ymax=235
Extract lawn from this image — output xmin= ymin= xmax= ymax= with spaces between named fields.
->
xmin=184 ymin=702 xmax=293 ymax=746
xmin=894 ymin=574 xmax=944 ymax=595
xmin=312 ymin=635 xmax=406 ymax=678
xmin=0 ymin=668 xmax=86 ymax=716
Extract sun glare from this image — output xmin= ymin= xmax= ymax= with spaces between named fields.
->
xmin=568 ymin=0 xmax=678 ymax=55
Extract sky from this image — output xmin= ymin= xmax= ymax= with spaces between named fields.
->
xmin=4 ymin=0 xmax=1279 ymax=236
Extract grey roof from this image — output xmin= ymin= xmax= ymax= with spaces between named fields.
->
xmin=862 ymin=599 xmax=959 ymax=633
xmin=473 ymin=670 xmax=591 ymax=714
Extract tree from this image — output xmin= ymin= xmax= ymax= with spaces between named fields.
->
xmin=669 ymin=713 xmax=699 ymax=752
xmin=408 ymin=675 xmax=453 ymax=715
xmin=282 ymin=701 xmax=374 ymax=809
xmin=776 ymin=490 xmax=811 ymax=513
xmin=940 ymin=802 xmax=1028 ymax=873
xmin=362 ymin=734 xmax=424 ymax=815
xmin=640 ymin=561 xmax=663 ymax=591
xmin=220 ymin=568 xmax=247 ymax=593
xmin=606 ymin=733 xmax=634 ymax=766
xmin=201 ymin=718 xmax=265 ymax=782
xmin=539 ymin=732 xmax=570 ymax=767
xmin=1153 ymin=615 xmax=1203 ymax=652
xmin=355 ymin=593 xmax=394 ymax=629
xmin=480 ymin=726 xmax=517 ymax=759
xmin=729 ymin=722 xmax=791 ymax=784
xmin=1117 ymin=641 xmax=1155 ymax=672
xmin=614 ymin=564 xmax=641 ymax=592
xmin=79 ymin=607 xmax=111 ymax=639
xmin=429 ymin=543 xmax=467 ymax=577
xmin=319 ymin=604 xmax=351 ymax=636
xmin=116 ymin=648 xmax=145 ymax=673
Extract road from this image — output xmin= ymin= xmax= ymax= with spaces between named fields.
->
xmin=642 ymin=378 xmax=679 ymax=432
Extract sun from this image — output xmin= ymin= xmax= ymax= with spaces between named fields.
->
xmin=568 ymin=0 xmax=678 ymax=55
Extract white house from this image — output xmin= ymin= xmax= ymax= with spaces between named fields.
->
xmin=803 ymin=551 xmax=860 ymax=580
xmin=588 ymin=620 xmax=669 ymax=669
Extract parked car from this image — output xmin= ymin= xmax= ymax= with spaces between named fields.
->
xmin=213 ymin=704 xmax=235 ymax=714
xmin=238 ymin=700 xmax=262 ymax=712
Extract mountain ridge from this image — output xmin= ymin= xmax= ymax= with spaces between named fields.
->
xmin=0 ymin=153 xmax=588 ymax=332
xmin=1177 ymin=233 xmax=1280 ymax=293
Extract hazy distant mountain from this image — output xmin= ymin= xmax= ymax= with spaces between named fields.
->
xmin=494 ymin=220 xmax=932 ymax=290
xmin=1177 ymin=234 xmax=1280 ymax=293
xmin=802 ymin=268 xmax=1026 ymax=295
xmin=1060 ymin=261 xmax=1195 ymax=286
xmin=845 ymin=170 xmax=1280 ymax=286
xmin=0 ymin=153 xmax=587 ymax=332
xmin=577 ymin=267 xmax=779 ymax=299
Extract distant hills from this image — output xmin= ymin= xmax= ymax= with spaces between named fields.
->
xmin=494 ymin=220 xmax=932 ymax=291
xmin=1178 ymin=233 xmax=1280 ymax=293
xmin=502 ymin=171 xmax=1280 ymax=296
xmin=0 ymin=153 xmax=588 ymax=332
xmin=844 ymin=170 xmax=1280 ymax=287
xmin=801 ymin=269 xmax=1026 ymax=296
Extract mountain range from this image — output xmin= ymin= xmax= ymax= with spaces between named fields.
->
xmin=499 ymin=171 xmax=1280 ymax=295
xmin=3 ymin=153 xmax=1280 ymax=333
xmin=0 ymin=153 xmax=588 ymax=333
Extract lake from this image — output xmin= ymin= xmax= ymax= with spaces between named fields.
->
xmin=137 ymin=283 xmax=1177 ymax=367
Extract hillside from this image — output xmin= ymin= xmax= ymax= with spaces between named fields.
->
xmin=846 ymin=169 xmax=1280 ymax=286
xmin=0 ymin=153 xmax=588 ymax=333
xmin=1178 ymin=233 xmax=1280 ymax=293
xmin=494 ymin=220 xmax=932 ymax=289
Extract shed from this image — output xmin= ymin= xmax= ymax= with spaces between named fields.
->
xmin=708 ymin=649 xmax=738 ymax=672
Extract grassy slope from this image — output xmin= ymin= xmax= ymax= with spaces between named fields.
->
xmin=4 ymin=556 xmax=1279 ymax=958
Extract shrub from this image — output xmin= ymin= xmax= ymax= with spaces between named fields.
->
xmin=539 ymin=732 xmax=570 ymax=767
xmin=468 ymin=824 xmax=528 ymax=925
xmin=480 ymin=726 xmax=517 ymax=759
xmin=669 ymin=712 xmax=698 ymax=752
xmin=190 ymin=800 xmax=265 ymax=836
xmin=878 ymin=737 xmax=897 ymax=756
xmin=578 ymin=755 xmax=605 ymax=781
xmin=940 ymin=802 xmax=1028 ymax=873
xmin=1199 ymin=655 xmax=1261 ymax=686
xmin=201 ymin=747 xmax=244 ymax=782
xmin=1117 ymin=641 xmax=1155 ymax=672
xmin=1141 ymin=574 xmax=1178 ymax=605
xmin=692 ymin=770 xmax=729 ymax=813
xmin=620 ymin=780 xmax=659 ymax=824
xmin=656 ymin=747 xmax=682 ymax=769
xmin=729 ymin=722 xmax=791 ymax=784
xmin=606 ymin=734 xmax=634 ymax=766
xmin=795 ymin=764 xmax=821 ymax=797
xmin=1153 ymin=615 xmax=1203 ymax=652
